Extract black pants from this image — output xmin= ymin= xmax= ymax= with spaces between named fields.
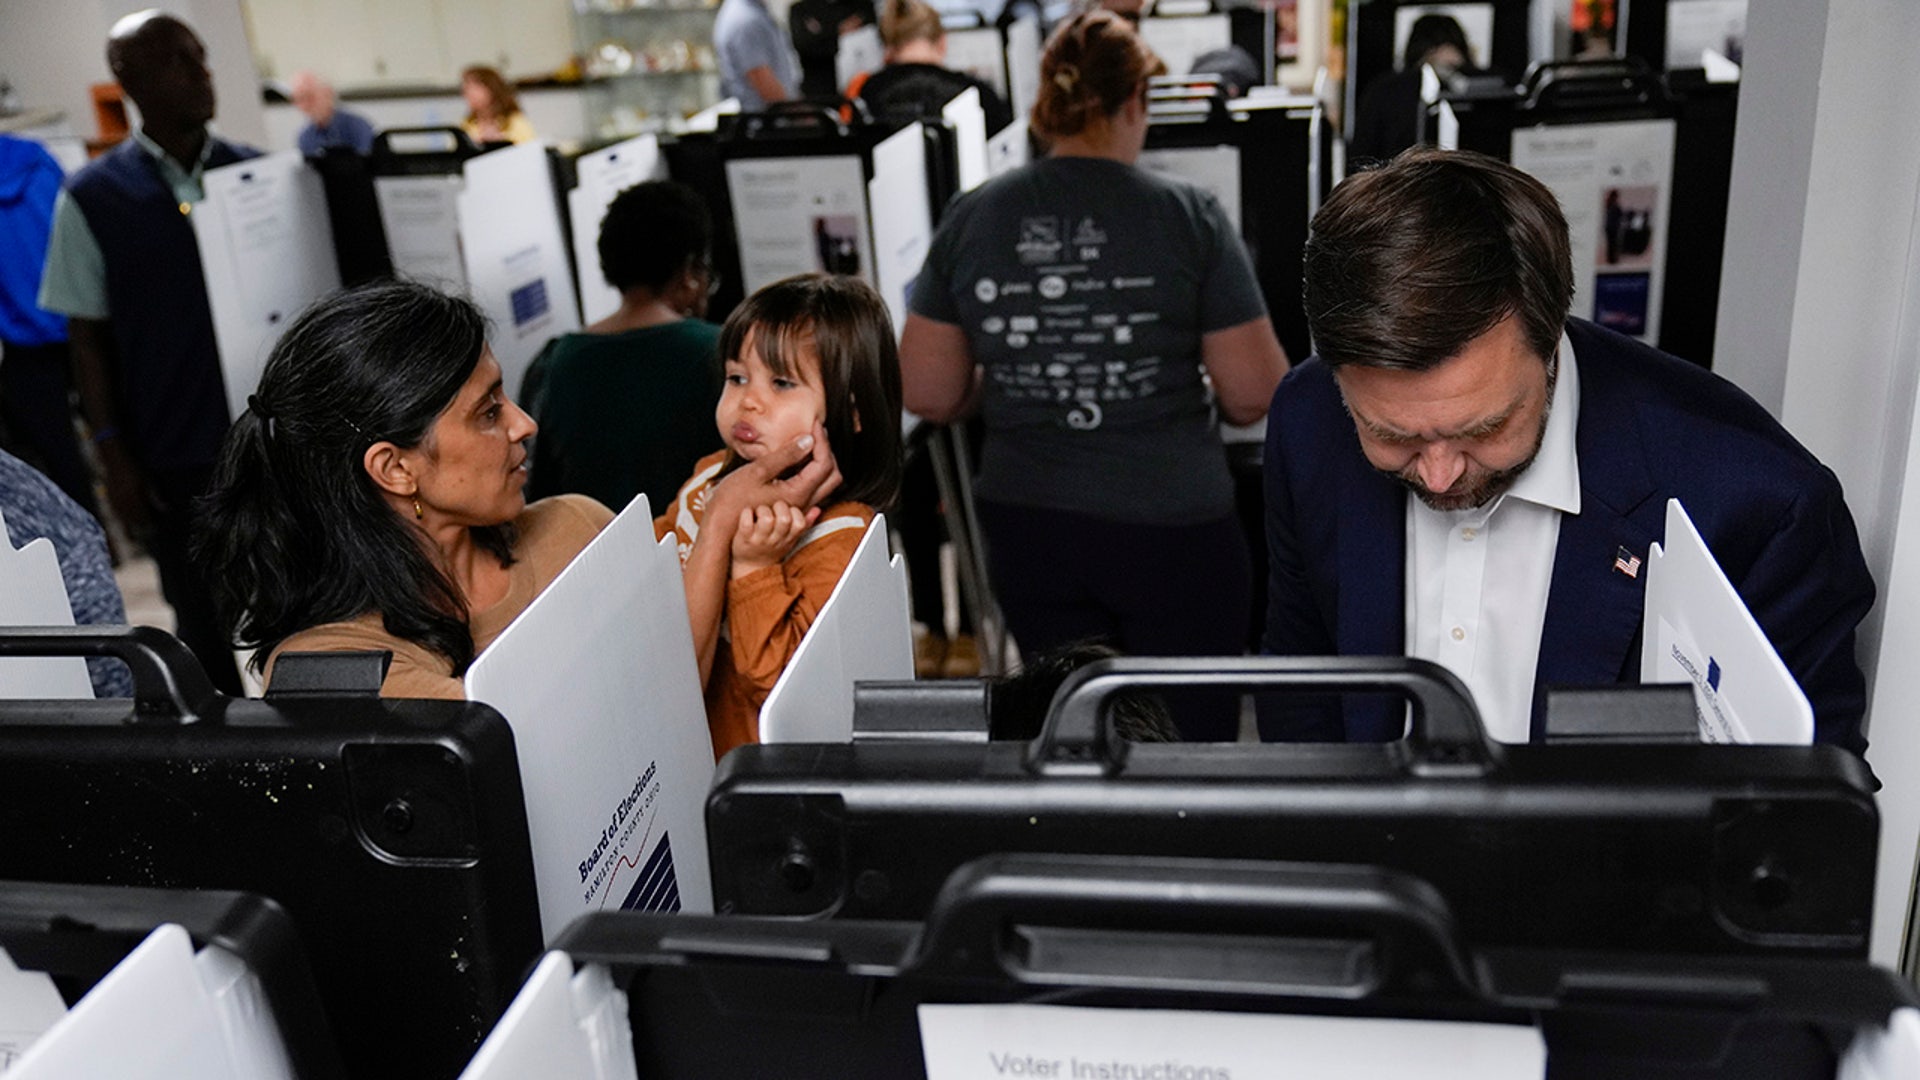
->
xmin=146 ymin=465 xmax=244 ymax=696
xmin=976 ymin=499 xmax=1251 ymax=741
xmin=898 ymin=442 xmax=973 ymax=637
xmin=0 ymin=339 xmax=100 ymax=519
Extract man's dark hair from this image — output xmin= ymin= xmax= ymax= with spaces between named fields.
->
xmin=988 ymin=642 xmax=1182 ymax=744
xmin=598 ymin=180 xmax=713 ymax=294
xmin=1303 ymin=147 xmax=1573 ymax=371
xmin=194 ymin=280 xmax=510 ymax=675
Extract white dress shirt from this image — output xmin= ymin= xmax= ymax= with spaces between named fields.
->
xmin=1405 ymin=333 xmax=1581 ymax=743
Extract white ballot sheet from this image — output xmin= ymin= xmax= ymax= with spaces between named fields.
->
xmin=1511 ymin=119 xmax=1676 ymax=344
xmin=0 ymin=506 xmax=93 ymax=700
xmin=1392 ymin=3 xmax=1494 ymax=70
xmin=458 ymin=952 xmax=637 ymax=1080
xmin=375 ymin=174 xmax=468 ymax=289
xmin=465 ymin=497 xmax=716 ymax=941
xmin=918 ymin=1004 xmax=1545 ymax=1080
xmin=987 ymin=119 xmax=1031 ymax=179
xmin=8 ymin=926 xmax=297 ymax=1080
xmin=1006 ymin=17 xmax=1043 ymax=129
xmin=460 ymin=142 xmax=582 ymax=402
xmin=1138 ymin=145 xmax=1243 ymax=232
xmin=0 ymin=947 xmax=67 ymax=1069
xmin=1139 ymin=14 xmax=1232 ymax=78
xmin=1640 ymin=498 xmax=1814 ymax=744
xmin=837 ymin=24 xmax=885 ymax=93
xmin=869 ymin=125 xmax=935 ymax=339
xmin=569 ymin=135 xmax=666 ymax=326
xmin=946 ymin=28 xmax=1009 ymax=98
xmin=726 ymin=155 xmax=875 ymax=293
xmin=944 ymin=87 xmax=990 ymax=193
xmin=194 ymin=152 xmax=341 ymax=422
xmin=759 ymin=515 xmax=913 ymax=744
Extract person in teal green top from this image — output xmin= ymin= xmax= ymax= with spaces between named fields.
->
xmin=521 ymin=180 xmax=725 ymax=515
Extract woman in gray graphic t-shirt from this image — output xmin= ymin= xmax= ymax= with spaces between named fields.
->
xmin=899 ymin=10 xmax=1289 ymax=741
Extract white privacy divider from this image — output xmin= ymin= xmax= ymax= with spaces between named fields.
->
xmin=466 ymin=497 xmax=716 ymax=942
xmin=758 ymin=514 xmax=913 ymax=744
xmin=568 ymin=135 xmax=667 ymax=326
xmin=1840 ymin=1007 xmax=1920 ymax=1080
xmin=457 ymin=952 xmax=636 ymax=1080
xmin=0 ymin=506 xmax=92 ymax=700
xmin=193 ymin=151 xmax=341 ymax=421
xmin=6 ymin=925 xmax=297 ymax=1080
xmin=458 ymin=142 xmax=584 ymax=400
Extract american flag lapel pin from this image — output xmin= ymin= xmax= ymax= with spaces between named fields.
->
xmin=1613 ymin=546 xmax=1643 ymax=579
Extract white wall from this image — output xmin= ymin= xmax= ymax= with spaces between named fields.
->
xmin=1716 ymin=0 xmax=1920 ymax=968
xmin=258 ymin=88 xmax=593 ymax=154
xmin=0 ymin=0 xmax=265 ymax=148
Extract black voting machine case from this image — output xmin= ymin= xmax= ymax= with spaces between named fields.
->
xmin=0 ymin=627 xmax=543 ymax=1080
xmin=562 ymin=853 xmax=1920 ymax=1079
xmin=0 ymin=880 xmax=343 ymax=1078
xmin=708 ymin=657 xmax=1878 ymax=957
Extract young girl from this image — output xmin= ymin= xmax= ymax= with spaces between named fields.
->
xmin=656 ymin=273 xmax=904 ymax=760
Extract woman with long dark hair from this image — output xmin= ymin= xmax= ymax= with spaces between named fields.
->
xmin=195 ymin=280 xmax=838 ymax=697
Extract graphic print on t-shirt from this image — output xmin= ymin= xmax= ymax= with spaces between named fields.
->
xmin=973 ymin=212 xmax=1165 ymax=431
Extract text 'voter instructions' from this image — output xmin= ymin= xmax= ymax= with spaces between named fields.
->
xmin=918 ymin=1003 xmax=1545 ymax=1080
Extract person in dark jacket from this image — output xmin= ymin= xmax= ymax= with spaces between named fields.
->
xmin=37 ymin=10 xmax=258 ymax=694
xmin=854 ymin=0 xmax=1014 ymax=132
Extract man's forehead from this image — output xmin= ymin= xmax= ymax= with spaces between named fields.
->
xmin=1334 ymin=359 xmax=1533 ymax=438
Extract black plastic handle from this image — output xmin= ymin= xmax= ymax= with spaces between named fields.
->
xmin=911 ymin=853 xmax=1482 ymax=1001
xmin=738 ymin=102 xmax=852 ymax=140
xmin=1524 ymin=57 xmax=1667 ymax=111
xmin=1026 ymin=655 xmax=1499 ymax=778
xmin=0 ymin=626 xmax=217 ymax=722
xmin=371 ymin=126 xmax=479 ymax=158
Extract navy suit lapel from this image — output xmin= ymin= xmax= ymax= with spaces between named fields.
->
xmin=1531 ymin=324 xmax=1663 ymax=736
xmin=1338 ymin=467 xmax=1406 ymax=740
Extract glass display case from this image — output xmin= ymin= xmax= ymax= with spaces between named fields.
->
xmin=573 ymin=0 xmax=724 ymax=137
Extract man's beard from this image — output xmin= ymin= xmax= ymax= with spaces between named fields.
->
xmin=1384 ymin=364 xmax=1557 ymax=513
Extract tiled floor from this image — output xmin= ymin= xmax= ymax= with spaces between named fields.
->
xmin=113 ymin=553 xmax=172 ymax=631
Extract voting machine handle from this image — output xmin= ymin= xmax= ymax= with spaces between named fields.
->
xmin=913 ymin=853 xmax=1481 ymax=1000
xmin=0 ymin=625 xmax=216 ymax=722
xmin=737 ymin=102 xmax=854 ymax=141
xmin=1029 ymin=655 xmax=1499 ymax=777
xmin=1523 ymin=57 xmax=1667 ymax=112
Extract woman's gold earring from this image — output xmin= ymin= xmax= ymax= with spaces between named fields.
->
xmin=413 ymin=498 xmax=424 ymax=521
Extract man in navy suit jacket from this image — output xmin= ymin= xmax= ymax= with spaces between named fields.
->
xmin=1260 ymin=148 xmax=1873 ymax=753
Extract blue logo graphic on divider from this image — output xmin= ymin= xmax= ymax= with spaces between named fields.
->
xmin=1707 ymin=658 xmax=1722 ymax=692
xmin=509 ymin=279 xmax=550 ymax=328
xmin=620 ymin=832 xmax=681 ymax=913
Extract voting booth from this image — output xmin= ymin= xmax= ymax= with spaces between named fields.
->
xmin=758 ymin=515 xmax=915 ymax=744
xmin=0 ymin=882 xmax=339 ymax=1079
xmin=1345 ymin=0 xmax=1530 ymax=141
xmin=0 ymin=508 xmax=93 ymax=702
xmin=1623 ymin=0 xmax=1749 ymax=73
xmin=708 ymin=656 xmax=1878 ymax=958
xmin=192 ymin=151 xmax=343 ymax=425
xmin=463 ymin=854 xmax=1920 ymax=1078
xmin=0 ymin=627 xmax=543 ymax=1079
xmin=1141 ymin=84 xmax=1324 ymax=388
xmin=465 ymin=498 xmax=718 ymax=941
xmin=1432 ymin=59 xmax=1738 ymax=365
xmin=566 ymin=134 xmax=668 ymax=326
